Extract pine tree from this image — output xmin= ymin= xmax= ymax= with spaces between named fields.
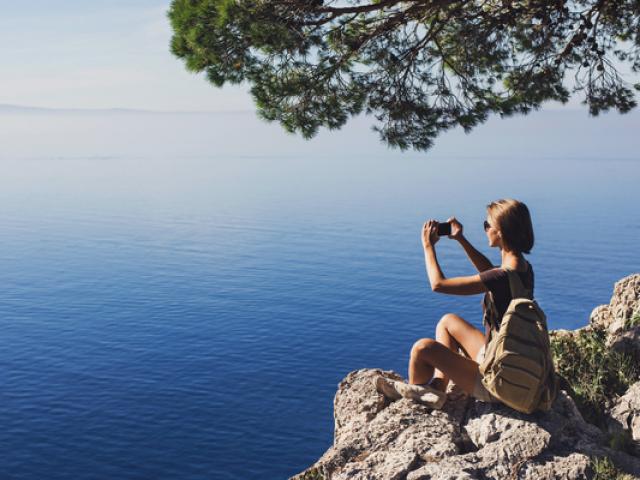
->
xmin=169 ymin=0 xmax=640 ymax=151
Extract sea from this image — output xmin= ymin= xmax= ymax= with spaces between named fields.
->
xmin=0 ymin=113 xmax=639 ymax=479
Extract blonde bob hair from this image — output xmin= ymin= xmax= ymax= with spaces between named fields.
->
xmin=487 ymin=199 xmax=534 ymax=254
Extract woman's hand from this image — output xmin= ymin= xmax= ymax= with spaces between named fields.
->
xmin=422 ymin=220 xmax=439 ymax=249
xmin=447 ymin=217 xmax=463 ymax=240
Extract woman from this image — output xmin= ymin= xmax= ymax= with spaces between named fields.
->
xmin=376 ymin=199 xmax=535 ymax=408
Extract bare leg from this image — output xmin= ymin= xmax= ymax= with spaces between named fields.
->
xmin=430 ymin=313 xmax=485 ymax=390
xmin=408 ymin=338 xmax=482 ymax=395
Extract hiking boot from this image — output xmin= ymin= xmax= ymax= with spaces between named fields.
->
xmin=375 ymin=376 xmax=403 ymax=401
xmin=375 ymin=376 xmax=447 ymax=409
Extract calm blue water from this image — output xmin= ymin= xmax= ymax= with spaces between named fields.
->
xmin=0 ymin=154 xmax=638 ymax=479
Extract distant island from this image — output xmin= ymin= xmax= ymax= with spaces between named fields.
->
xmin=0 ymin=104 xmax=249 ymax=116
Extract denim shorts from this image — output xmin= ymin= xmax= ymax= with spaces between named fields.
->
xmin=472 ymin=344 xmax=499 ymax=403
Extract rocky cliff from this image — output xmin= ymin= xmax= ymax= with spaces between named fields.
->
xmin=292 ymin=274 xmax=640 ymax=479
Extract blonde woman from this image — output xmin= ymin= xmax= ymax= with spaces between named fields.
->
xmin=376 ymin=199 xmax=535 ymax=408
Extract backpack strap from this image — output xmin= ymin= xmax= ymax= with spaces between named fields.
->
xmin=483 ymin=291 xmax=500 ymax=334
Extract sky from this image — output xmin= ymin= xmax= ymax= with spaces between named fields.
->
xmin=0 ymin=0 xmax=252 ymax=111
xmin=1 ymin=0 xmax=637 ymax=113
xmin=0 ymin=1 xmax=638 ymax=160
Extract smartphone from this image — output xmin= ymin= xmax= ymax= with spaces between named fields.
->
xmin=437 ymin=222 xmax=452 ymax=236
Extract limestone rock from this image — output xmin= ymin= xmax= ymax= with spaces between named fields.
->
xmin=298 ymin=369 xmax=465 ymax=480
xmin=590 ymin=274 xmax=640 ymax=334
xmin=608 ymin=326 xmax=640 ymax=359
xmin=291 ymin=369 xmax=640 ymax=480
xmin=589 ymin=304 xmax=613 ymax=330
xmin=608 ymin=382 xmax=640 ymax=455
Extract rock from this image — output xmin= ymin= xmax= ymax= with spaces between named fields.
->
xmin=549 ymin=328 xmax=576 ymax=341
xmin=549 ymin=326 xmax=590 ymax=342
xmin=590 ymin=274 xmax=640 ymax=334
xmin=291 ymin=369 xmax=640 ymax=480
xmin=608 ymin=326 xmax=640 ymax=359
xmin=297 ymin=369 xmax=465 ymax=480
xmin=589 ymin=304 xmax=613 ymax=330
xmin=608 ymin=382 xmax=640 ymax=455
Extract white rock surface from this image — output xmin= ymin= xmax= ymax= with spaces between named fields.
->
xmin=291 ymin=369 xmax=640 ymax=479
xmin=590 ymin=274 xmax=640 ymax=334
xmin=609 ymin=382 xmax=640 ymax=455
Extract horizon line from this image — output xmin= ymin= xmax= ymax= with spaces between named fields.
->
xmin=0 ymin=103 xmax=255 ymax=115
xmin=0 ymin=102 xmax=619 ymax=117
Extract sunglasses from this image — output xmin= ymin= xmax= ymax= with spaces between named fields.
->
xmin=483 ymin=220 xmax=491 ymax=231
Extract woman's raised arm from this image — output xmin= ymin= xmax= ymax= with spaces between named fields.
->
xmin=448 ymin=217 xmax=494 ymax=273
xmin=422 ymin=220 xmax=489 ymax=295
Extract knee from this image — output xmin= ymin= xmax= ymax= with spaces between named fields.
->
xmin=411 ymin=338 xmax=437 ymax=358
xmin=436 ymin=313 xmax=457 ymax=333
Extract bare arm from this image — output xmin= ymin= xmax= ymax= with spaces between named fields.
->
xmin=447 ymin=217 xmax=493 ymax=273
xmin=422 ymin=221 xmax=488 ymax=296
xmin=456 ymin=234 xmax=494 ymax=273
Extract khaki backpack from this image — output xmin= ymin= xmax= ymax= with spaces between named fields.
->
xmin=479 ymin=267 xmax=558 ymax=414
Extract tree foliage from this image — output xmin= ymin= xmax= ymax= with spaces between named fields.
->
xmin=169 ymin=0 xmax=640 ymax=151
